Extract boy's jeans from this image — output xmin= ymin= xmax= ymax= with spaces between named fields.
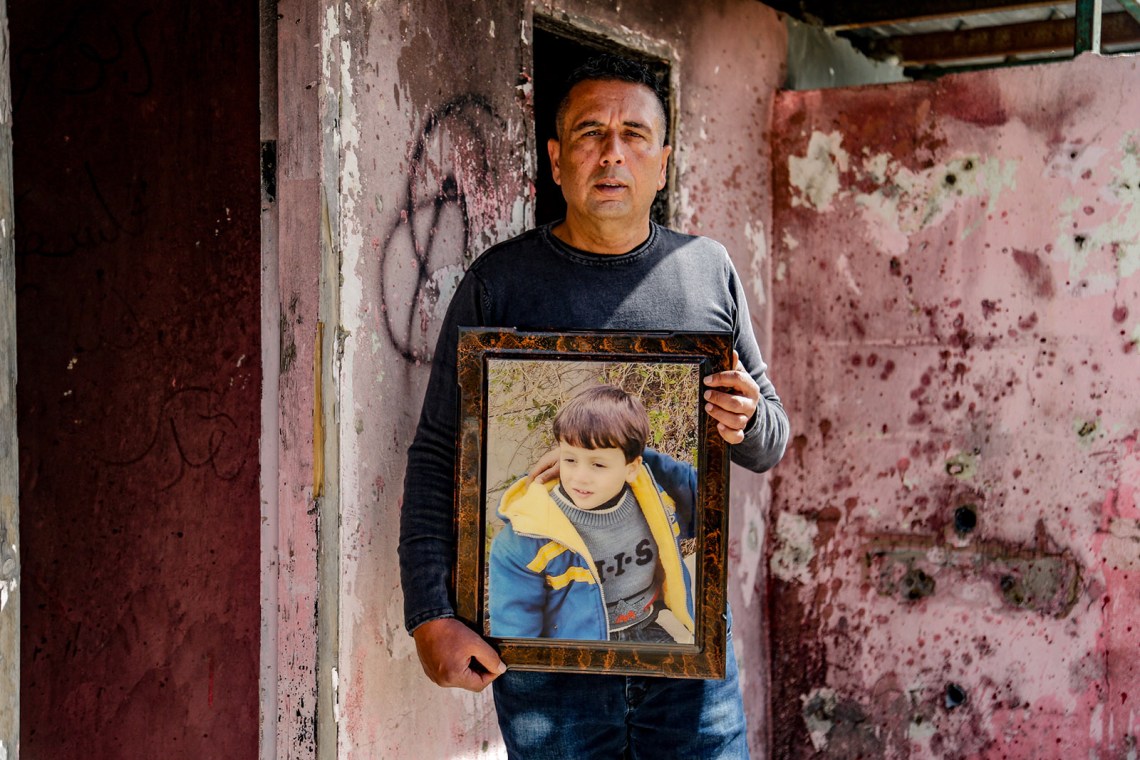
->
xmin=491 ymin=620 xmax=748 ymax=759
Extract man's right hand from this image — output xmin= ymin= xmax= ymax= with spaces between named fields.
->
xmin=528 ymin=447 xmax=560 ymax=484
xmin=412 ymin=616 xmax=506 ymax=692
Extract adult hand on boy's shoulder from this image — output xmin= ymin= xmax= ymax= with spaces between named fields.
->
xmin=528 ymin=448 xmax=561 ymax=484
xmin=412 ymin=617 xmax=506 ymax=692
xmin=703 ymin=351 xmax=760 ymax=445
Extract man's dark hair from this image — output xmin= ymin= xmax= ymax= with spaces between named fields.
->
xmin=554 ymin=54 xmax=669 ymax=143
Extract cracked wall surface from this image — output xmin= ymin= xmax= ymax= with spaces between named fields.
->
xmin=770 ymin=54 xmax=1140 ymax=758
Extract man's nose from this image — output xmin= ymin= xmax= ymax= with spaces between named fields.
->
xmin=600 ymin=132 xmax=625 ymax=165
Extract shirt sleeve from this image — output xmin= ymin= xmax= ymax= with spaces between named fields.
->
xmin=641 ymin=448 xmax=698 ymax=540
xmin=724 ymin=254 xmax=791 ymax=473
xmin=397 ymin=268 xmax=488 ymax=633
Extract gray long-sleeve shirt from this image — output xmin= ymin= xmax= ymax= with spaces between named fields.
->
xmin=397 ymin=222 xmax=790 ymax=633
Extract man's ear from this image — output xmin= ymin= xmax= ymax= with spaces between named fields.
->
xmin=547 ymin=138 xmax=562 ymax=186
xmin=657 ymin=144 xmax=672 ymax=191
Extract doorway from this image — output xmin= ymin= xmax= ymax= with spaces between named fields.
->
xmin=532 ymin=18 xmax=673 ymax=228
xmin=11 ymin=1 xmax=262 ymax=756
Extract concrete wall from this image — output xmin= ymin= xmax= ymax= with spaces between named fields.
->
xmin=13 ymin=2 xmax=262 ymax=756
xmin=302 ymin=1 xmax=787 ymax=756
xmin=770 ymin=54 xmax=1140 ymax=757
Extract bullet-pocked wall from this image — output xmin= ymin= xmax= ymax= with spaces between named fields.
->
xmin=315 ymin=1 xmax=787 ymax=755
xmin=770 ymin=55 xmax=1140 ymax=757
xmin=13 ymin=1 xmax=262 ymax=756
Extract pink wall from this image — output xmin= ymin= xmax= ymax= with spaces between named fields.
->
xmin=319 ymin=1 xmax=788 ymax=756
xmin=770 ymin=55 xmax=1140 ymax=757
xmin=13 ymin=1 xmax=262 ymax=757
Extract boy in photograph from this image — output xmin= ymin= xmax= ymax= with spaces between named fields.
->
xmin=488 ymin=384 xmax=696 ymax=642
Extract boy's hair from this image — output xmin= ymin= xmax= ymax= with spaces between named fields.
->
xmin=554 ymin=54 xmax=669 ymax=143
xmin=553 ymin=385 xmax=650 ymax=464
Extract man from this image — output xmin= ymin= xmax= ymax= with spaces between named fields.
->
xmin=398 ymin=55 xmax=789 ymax=757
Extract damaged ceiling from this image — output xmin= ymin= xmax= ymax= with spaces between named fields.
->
xmin=768 ymin=0 xmax=1140 ymax=76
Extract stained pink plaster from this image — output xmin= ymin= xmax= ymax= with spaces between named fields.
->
xmin=275 ymin=0 xmax=323 ymax=755
xmin=331 ymin=1 xmax=788 ymax=758
xmin=771 ymin=54 xmax=1140 ymax=757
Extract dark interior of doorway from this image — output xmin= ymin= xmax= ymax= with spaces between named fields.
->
xmin=532 ymin=20 xmax=673 ymax=228
xmin=11 ymin=2 xmax=261 ymax=757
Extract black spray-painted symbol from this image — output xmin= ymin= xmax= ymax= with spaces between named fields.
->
xmin=379 ymin=94 xmax=502 ymax=364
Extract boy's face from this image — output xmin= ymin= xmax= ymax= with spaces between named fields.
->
xmin=557 ymin=440 xmax=642 ymax=511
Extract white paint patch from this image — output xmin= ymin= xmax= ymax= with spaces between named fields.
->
xmin=1090 ymin=702 xmax=1104 ymax=744
xmin=488 ymin=20 xmax=495 ymax=38
xmin=430 ymin=265 xmax=466 ymax=322
xmin=862 ymin=151 xmax=890 ymax=184
xmin=775 ymin=260 xmax=787 ymax=282
xmin=770 ymin=512 xmax=818 ymax=584
xmin=1104 ymin=519 xmax=1140 ymax=571
xmin=1054 ymin=131 xmax=1140 ymax=288
xmin=332 ymin=666 xmax=342 ymax=727
xmin=908 ymin=713 xmax=937 ymax=741
xmin=744 ymin=221 xmax=768 ymax=308
xmin=853 ymin=154 xmax=1015 ymax=255
xmin=736 ymin=491 xmax=764 ymax=608
xmin=836 ymin=254 xmax=861 ymax=295
xmin=733 ymin=630 xmax=747 ymax=692
xmin=788 ymin=131 xmax=848 ymax=212
xmin=781 ymin=230 xmax=800 ymax=251
xmin=801 ymin=687 xmax=837 ymax=751
xmin=0 ymin=577 xmax=13 ymax=612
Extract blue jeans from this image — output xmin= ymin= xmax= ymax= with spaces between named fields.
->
xmin=491 ymin=628 xmax=748 ymax=759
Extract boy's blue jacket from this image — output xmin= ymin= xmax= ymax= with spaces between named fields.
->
xmin=488 ymin=449 xmax=696 ymax=640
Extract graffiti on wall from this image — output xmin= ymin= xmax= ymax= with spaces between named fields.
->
xmin=379 ymin=94 xmax=504 ymax=365
xmin=101 ymin=387 xmax=249 ymax=491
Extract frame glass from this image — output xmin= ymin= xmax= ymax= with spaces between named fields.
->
xmin=455 ymin=328 xmax=732 ymax=678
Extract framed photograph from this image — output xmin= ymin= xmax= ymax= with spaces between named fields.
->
xmin=454 ymin=328 xmax=733 ymax=678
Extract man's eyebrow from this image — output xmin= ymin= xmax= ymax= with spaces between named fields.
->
xmin=569 ymin=119 xmax=605 ymax=132
xmin=568 ymin=119 xmax=654 ymax=133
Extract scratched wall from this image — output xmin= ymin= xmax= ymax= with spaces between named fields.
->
xmin=770 ymin=55 xmax=1140 ymax=757
xmin=13 ymin=1 xmax=261 ymax=757
xmin=324 ymin=1 xmax=786 ymax=756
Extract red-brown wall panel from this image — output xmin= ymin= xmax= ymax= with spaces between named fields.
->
xmin=13 ymin=2 xmax=260 ymax=756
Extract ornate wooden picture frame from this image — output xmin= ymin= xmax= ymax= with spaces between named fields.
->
xmin=455 ymin=328 xmax=732 ymax=678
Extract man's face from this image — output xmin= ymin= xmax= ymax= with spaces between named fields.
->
xmin=548 ymin=79 xmax=671 ymax=232
xmin=557 ymin=440 xmax=641 ymax=511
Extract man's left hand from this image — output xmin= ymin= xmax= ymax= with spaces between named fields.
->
xmin=703 ymin=351 xmax=759 ymax=445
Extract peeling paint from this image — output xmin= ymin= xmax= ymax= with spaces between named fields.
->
xmin=744 ymin=220 xmax=768 ymax=307
xmin=736 ymin=491 xmax=764 ymax=608
xmin=801 ymin=687 xmax=837 ymax=750
xmin=788 ymin=131 xmax=848 ymax=212
xmin=770 ymin=512 xmax=817 ymax=584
